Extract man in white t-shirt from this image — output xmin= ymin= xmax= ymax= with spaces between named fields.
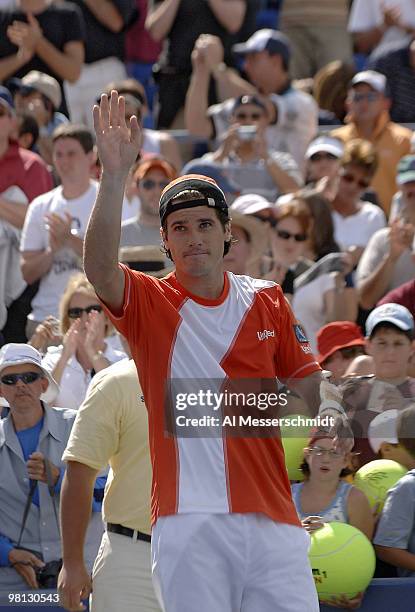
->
xmin=348 ymin=0 xmax=415 ymax=56
xmin=20 ymin=124 xmax=98 ymax=338
xmin=184 ymin=29 xmax=318 ymax=170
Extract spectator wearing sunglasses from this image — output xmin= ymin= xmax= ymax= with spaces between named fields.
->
xmin=193 ymin=94 xmax=302 ymax=202
xmin=41 ymin=274 xmax=126 ymax=411
xmin=331 ymin=70 xmax=412 ymax=216
xmin=330 ymin=139 xmax=385 ymax=267
xmin=0 ymin=342 xmax=103 ymax=592
xmin=120 ymin=156 xmax=176 ymax=250
xmin=265 ymin=200 xmax=314 ymax=301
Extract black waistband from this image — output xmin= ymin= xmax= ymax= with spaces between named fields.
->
xmin=107 ymin=523 xmax=151 ymax=543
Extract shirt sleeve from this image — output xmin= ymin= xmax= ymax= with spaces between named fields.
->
xmin=373 ymin=476 xmax=415 ymax=549
xmin=275 ymin=286 xmax=320 ymax=380
xmin=0 ymin=534 xmax=13 ymax=567
xmin=348 ymin=0 xmax=381 ymax=33
xmin=24 ymin=159 xmax=53 ymax=202
xmin=270 ymin=151 xmax=303 ymax=186
xmin=63 ymin=4 xmax=87 ymax=44
xmin=356 ymin=229 xmax=388 ymax=285
xmin=63 ymin=378 xmax=122 ymax=471
xmin=99 ymin=263 xmax=160 ymax=350
xmin=20 ymin=198 xmax=48 ymax=252
xmin=112 ymin=0 xmax=137 ymax=25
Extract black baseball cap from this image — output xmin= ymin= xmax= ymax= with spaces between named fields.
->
xmin=232 ymin=29 xmax=291 ymax=66
xmin=159 ymin=175 xmax=229 ymax=226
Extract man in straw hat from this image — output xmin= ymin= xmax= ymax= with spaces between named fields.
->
xmin=81 ymin=91 xmax=353 ymax=612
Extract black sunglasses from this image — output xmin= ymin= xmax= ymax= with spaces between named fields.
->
xmin=340 ymin=172 xmax=370 ymax=190
xmin=276 ymin=229 xmax=308 ymax=242
xmin=141 ymin=179 xmax=170 ymax=190
xmin=309 ymin=152 xmax=338 ymax=162
xmin=67 ymin=304 xmax=102 ymax=319
xmin=1 ymin=371 xmax=43 ymax=385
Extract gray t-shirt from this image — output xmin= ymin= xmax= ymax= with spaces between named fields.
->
xmin=200 ymin=151 xmax=303 ymax=202
xmin=120 ymin=218 xmax=162 ymax=248
xmin=356 ymin=227 xmax=415 ymax=293
xmin=373 ymin=469 xmax=415 ymax=577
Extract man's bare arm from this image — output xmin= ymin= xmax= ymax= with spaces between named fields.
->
xmin=207 ymin=0 xmax=246 ymax=34
xmin=58 ymin=462 xmax=97 ymax=612
xmin=145 ymin=0 xmax=180 ymax=42
xmin=83 ymin=92 xmax=141 ymax=312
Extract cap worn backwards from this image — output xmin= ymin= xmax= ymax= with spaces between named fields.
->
xmin=159 ymin=174 xmax=229 ymax=226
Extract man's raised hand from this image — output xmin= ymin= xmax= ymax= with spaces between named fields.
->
xmin=92 ymin=91 xmax=141 ymax=176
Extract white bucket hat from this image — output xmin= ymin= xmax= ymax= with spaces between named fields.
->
xmin=0 ymin=343 xmax=59 ymax=405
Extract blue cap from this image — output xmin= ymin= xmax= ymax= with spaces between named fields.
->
xmin=0 ymin=86 xmax=14 ymax=112
xmin=232 ymin=29 xmax=291 ymax=66
xmin=366 ymin=303 xmax=414 ymax=337
xmin=181 ymin=161 xmax=240 ymax=195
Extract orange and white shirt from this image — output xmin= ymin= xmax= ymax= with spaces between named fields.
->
xmin=102 ymin=266 xmax=320 ymax=527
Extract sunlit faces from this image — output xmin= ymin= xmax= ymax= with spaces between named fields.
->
xmin=17 ymin=91 xmax=50 ymax=126
xmin=67 ymin=291 xmax=106 ymax=336
xmin=231 ymin=102 xmax=268 ymax=130
xmin=224 ymin=224 xmax=251 ymax=275
xmin=52 ymin=137 xmax=94 ymax=182
xmin=0 ymin=363 xmax=48 ymax=410
xmin=366 ymin=327 xmax=415 ymax=380
xmin=337 ymin=163 xmax=372 ymax=204
xmin=304 ymin=437 xmax=348 ymax=479
xmin=243 ymin=51 xmax=281 ymax=93
xmin=346 ymin=83 xmax=388 ymax=123
xmin=138 ymin=168 xmax=170 ymax=218
xmin=273 ymin=216 xmax=309 ymax=267
xmin=380 ymin=441 xmax=415 ymax=470
xmin=307 ymin=151 xmax=340 ymax=182
xmin=162 ymin=206 xmax=231 ymax=277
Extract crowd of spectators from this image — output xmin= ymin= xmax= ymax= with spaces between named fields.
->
xmin=1 ymin=0 xmax=415 ymax=609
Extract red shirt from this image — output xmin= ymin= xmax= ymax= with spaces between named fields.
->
xmin=125 ymin=0 xmax=162 ymax=63
xmin=0 ymin=142 xmax=52 ymax=202
xmin=103 ymin=266 xmax=321 ymax=526
xmin=378 ymin=279 xmax=415 ymax=319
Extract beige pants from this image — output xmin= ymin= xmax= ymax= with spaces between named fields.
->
xmin=282 ymin=24 xmax=352 ymax=79
xmin=90 ymin=531 xmax=160 ymax=612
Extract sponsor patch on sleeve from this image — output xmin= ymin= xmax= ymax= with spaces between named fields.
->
xmin=293 ymin=324 xmax=308 ymax=343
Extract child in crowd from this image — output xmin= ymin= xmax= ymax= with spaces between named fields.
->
xmin=341 ymin=303 xmax=415 ymax=466
xmin=374 ymin=405 xmax=415 ymax=577
xmin=316 ymin=321 xmax=366 ymax=384
xmin=292 ymin=433 xmax=373 ymax=609
xmin=292 ymin=434 xmax=373 ymax=540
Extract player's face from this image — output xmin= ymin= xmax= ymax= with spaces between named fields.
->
xmin=224 ymin=224 xmax=251 ymax=275
xmin=305 ymin=437 xmax=348 ymax=480
xmin=52 ymin=137 xmax=93 ymax=183
xmin=138 ymin=169 xmax=170 ymax=218
xmin=366 ymin=327 xmax=414 ymax=380
xmin=162 ymin=206 xmax=231 ymax=278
